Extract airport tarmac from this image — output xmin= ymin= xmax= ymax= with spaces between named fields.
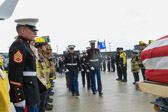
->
xmin=10 ymin=60 xmax=157 ymax=112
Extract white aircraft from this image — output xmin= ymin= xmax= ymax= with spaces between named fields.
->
xmin=0 ymin=0 xmax=19 ymax=20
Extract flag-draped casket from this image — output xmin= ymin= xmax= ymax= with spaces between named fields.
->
xmin=140 ymin=35 xmax=168 ymax=83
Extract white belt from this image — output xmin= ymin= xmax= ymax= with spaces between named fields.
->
xmin=67 ymin=63 xmax=77 ymax=66
xmin=23 ymin=71 xmax=36 ymax=76
xmin=90 ymin=59 xmax=99 ymax=62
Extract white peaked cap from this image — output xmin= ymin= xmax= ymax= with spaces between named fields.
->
xmin=68 ymin=45 xmax=76 ymax=49
xmin=15 ymin=18 xmax=39 ymax=26
xmin=89 ymin=40 xmax=96 ymax=44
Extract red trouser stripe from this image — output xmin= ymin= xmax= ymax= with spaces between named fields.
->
xmin=101 ymin=80 xmax=102 ymax=91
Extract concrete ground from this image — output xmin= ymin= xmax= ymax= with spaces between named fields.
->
xmin=10 ymin=60 xmax=157 ymax=112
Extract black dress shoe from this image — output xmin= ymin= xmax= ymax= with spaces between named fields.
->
xmin=76 ymin=93 xmax=80 ymax=96
xmin=121 ymin=80 xmax=127 ymax=82
xmin=93 ymin=92 xmax=96 ymax=94
xmin=45 ymin=105 xmax=53 ymax=111
xmin=99 ymin=92 xmax=103 ymax=96
xmin=116 ymin=78 xmax=121 ymax=81
xmin=47 ymin=104 xmax=53 ymax=108
xmin=48 ymin=98 xmax=53 ymax=103
xmin=50 ymin=92 xmax=54 ymax=96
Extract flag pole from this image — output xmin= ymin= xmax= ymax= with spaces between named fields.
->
xmin=104 ymin=39 xmax=107 ymax=52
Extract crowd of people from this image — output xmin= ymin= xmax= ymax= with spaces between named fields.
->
xmin=0 ymin=18 xmax=152 ymax=112
xmin=1 ymin=18 xmax=57 ymax=112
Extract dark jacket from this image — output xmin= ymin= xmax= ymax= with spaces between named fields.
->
xmin=59 ymin=59 xmax=63 ymax=68
xmin=63 ymin=52 xmax=81 ymax=75
xmin=86 ymin=48 xmax=102 ymax=71
xmin=111 ymin=55 xmax=115 ymax=64
xmin=8 ymin=36 xmax=46 ymax=106
xmin=115 ymin=52 xmax=120 ymax=65
xmin=80 ymin=56 xmax=87 ymax=73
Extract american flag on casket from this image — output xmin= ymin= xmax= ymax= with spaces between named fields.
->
xmin=140 ymin=35 xmax=168 ymax=83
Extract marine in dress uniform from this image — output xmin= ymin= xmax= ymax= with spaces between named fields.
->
xmin=80 ymin=51 xmax=87 ymax=87
xmin=85 ymin=47 xmax=92 ymax=90
xmin=8 ymin=18 xmax=47 ymax=112
xmin=131 ymin=50 xmax=140 ymax=84
xmin=63 ymin=51 xmax=71 ymax=91
xmin=119 ymin=47 xmax=127 ymax=82
xmin=115 ymin=48 xmax=122 ymax=81
xmin=63 ymin=45 xmax=81 ymax=96
xmin=86 ymin=40 xmax=103 ymax=96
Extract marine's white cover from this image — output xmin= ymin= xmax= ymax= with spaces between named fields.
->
xmin=15 ymin=18 xmax=39 ymax=26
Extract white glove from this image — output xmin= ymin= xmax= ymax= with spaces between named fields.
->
xmin=65 ymin=69 xmax=69 ymax=73
xmin=14 ymin=100 xmax=26 ymax=109
xmin=91 ymin=67 xmax=95 ymax=70
xmin=87 ymin=69 xmax=90 ymax=72
xmin=81 ymin=69 xmax=84 ymax=72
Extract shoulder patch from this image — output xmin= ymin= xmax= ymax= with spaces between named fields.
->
xmin=13 ymin=50 xmax=23 ymax=63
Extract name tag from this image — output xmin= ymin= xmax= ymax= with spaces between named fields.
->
xmin=0 ymin=69 xmax=6 ymax=80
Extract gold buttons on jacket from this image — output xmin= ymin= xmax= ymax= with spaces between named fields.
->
xmin=17 ymin=88 xmax=19 ymax=90
xmin=19 ymin=98 xmax=22 ymax=101
xmin=18 ymin=93 xmax=20 ymax=96
xmin=30 ymin=81 xmax=33 ymax=84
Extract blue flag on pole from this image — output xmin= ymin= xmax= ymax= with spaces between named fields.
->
xmin=99 ymin=40 xmax=106 ymax=49
xmin=99 ymin=41 xmax=106 ymax=49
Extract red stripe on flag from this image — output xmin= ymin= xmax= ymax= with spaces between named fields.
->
xmin=24 ymin=106 xmax=28 ymax=112
xmin=157 ymin=35 xmax=168 ymax=41
xmin=141 ymin=45 xmax=168 ymax=61
xmin=145 ymin=69 xmax=168 ymax=83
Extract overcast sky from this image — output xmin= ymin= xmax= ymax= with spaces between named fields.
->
xmin=1 ymin=0 xmax=168 ymax=54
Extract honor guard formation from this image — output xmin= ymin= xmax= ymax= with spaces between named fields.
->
xmin=1 ymin=1 xmax=168 ymax=112
xmin=0 ymin=18 xmax=167 ymax=112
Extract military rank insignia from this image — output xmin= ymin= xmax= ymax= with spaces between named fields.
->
xmin=13 ymin=50 xmax=23 ymax=63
